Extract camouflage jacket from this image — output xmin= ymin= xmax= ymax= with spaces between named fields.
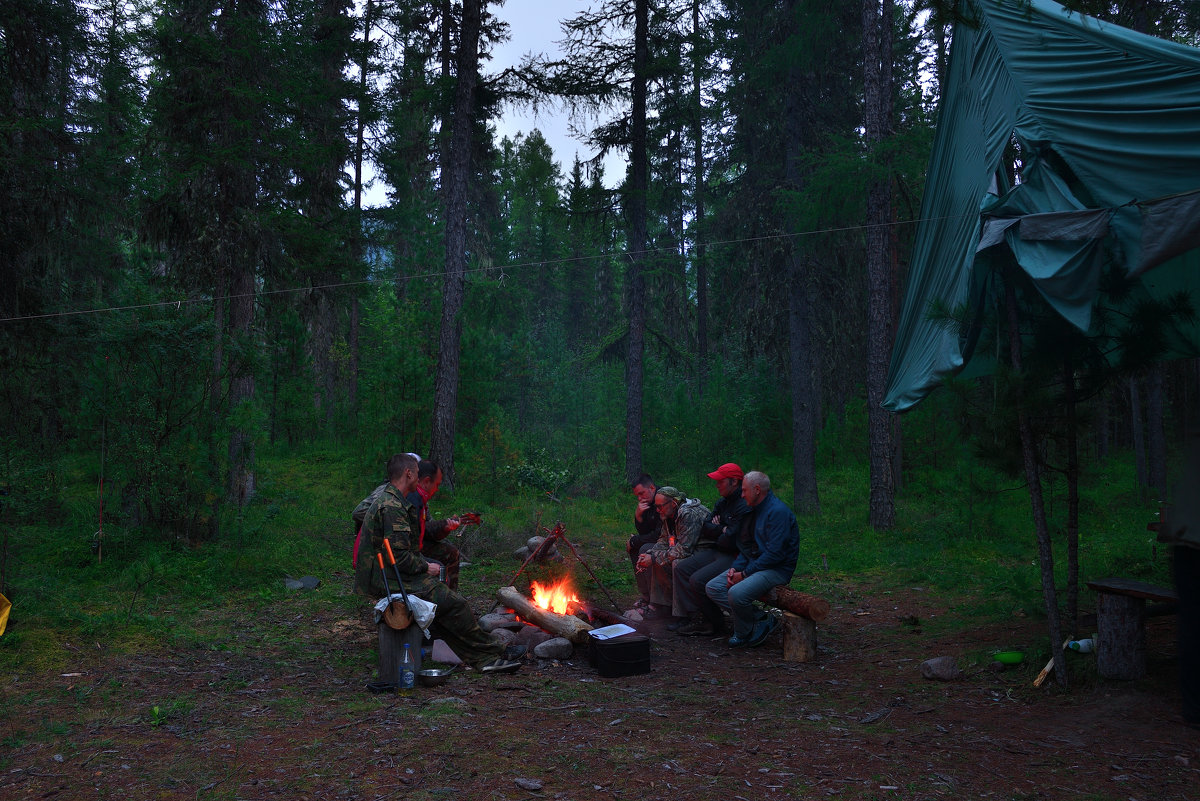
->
xmin=351 ymin=483 xmax=386 ymax=527
xmin=648 ymin=498 xmax=711 ymax=565
xmin=353 ymin=482 xmax=423 ymax=598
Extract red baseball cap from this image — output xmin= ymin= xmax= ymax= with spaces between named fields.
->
xmin=706 ymin=463 xmax=743 ymax=481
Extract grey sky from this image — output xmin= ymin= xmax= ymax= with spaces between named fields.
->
xmin=364 ymin=0 xmax=624 ymax=206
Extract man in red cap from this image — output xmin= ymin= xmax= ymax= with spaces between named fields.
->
xmin=669 ymin=463 xmax=751 ymax=636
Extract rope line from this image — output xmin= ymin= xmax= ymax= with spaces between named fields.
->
xmin=0 ymin=212 xmax=966 ymax=324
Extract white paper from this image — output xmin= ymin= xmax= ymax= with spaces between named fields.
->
xmin=588 ymin=623 xmax=636 ymax=640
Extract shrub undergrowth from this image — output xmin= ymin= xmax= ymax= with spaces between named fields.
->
xmin=0 ymin=396 xmax=1171 ymax=671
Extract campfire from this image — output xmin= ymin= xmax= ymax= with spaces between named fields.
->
xmin=495 ymin=522 xmax=631 ymax=646
xmin=497 ymin=579 xmax=595 ymax=644
xmin=529 ymin=578 xmax=581 ymax=616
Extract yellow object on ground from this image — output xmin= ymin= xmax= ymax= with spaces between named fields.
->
xmin=0 ymin=593 xmax=10 ymax=636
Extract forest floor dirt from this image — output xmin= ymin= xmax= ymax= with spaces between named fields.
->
xmin=2 ymin=578 xmax=1198 ymax=801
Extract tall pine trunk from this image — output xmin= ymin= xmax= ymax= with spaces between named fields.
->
xmin=228 ymin=261 xmax=257 ymax=506
xmin=782 ymin=0 xmax=818 ymax=513
xmin=1064 ymin=355 xmax=1080 ymax=633
xmin=788 ymin=252 xmax=820 ymax=514
xmin=624 ymin=0 xmax=650 ymax=483
xmin=1148 ymin=365 xmax=1167 ymax=498
xmin=1131 ymin=375 xmax=1148 ymax=495
xmin=348 ymin=0 xmax=375 ymax=421
xmin=863 ymin=0 xmax=896 ymax=529
xmin=691 ymin=0 xmax=708 ymax=398
xmin=216 ymin=0 xmax=265 ymax=512
xmin=430 ymin=0 xmax=483 ymax=488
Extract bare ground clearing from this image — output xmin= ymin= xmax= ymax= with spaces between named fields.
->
xmin=2 ymin=580 xmax=1198 ymax=801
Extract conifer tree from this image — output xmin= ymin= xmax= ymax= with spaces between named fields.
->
xmin=143 ymin=0 xmax=280 ymax=526
xmin=430 ymin=0 xmax=485 ymax=487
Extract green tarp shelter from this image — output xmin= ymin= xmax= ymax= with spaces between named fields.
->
xmin=884 ymin=0 xmax=1200 ymax=412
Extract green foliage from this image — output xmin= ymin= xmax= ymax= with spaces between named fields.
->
xmin=498 ymin=448 xmax=574 ymax=498
xmin=147 ymin=697 xmax=194 ymax=728
xmin=0 ymin=398 xmax=1175 ymax=680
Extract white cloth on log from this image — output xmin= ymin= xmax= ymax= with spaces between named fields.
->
xmin=373 ymin=592 xmax=437 ymax=637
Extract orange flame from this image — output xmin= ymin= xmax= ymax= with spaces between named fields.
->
xmin=530 ymin=578 xmax=581 ymax=616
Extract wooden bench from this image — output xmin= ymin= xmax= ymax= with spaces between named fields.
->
xmin=760 ymin=586 xmax=830 ymax=663
xmin=1086 ymin=577 xmax=1178 ymax=680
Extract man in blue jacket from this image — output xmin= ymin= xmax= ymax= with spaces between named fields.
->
xmin=704 ymin=471 xmax=798 ymax=648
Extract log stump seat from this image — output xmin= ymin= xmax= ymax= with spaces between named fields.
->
xmin=1086 ymin=577 xmax=1178 ymax=681
xmin=759 ymin=585 xmax=830 ymax=663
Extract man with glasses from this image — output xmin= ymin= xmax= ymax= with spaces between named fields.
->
xmin=634 ymin=486 xmax=709 ymax=619
xmin=704 ymin=471 xmax=799 ymax=648
xmin=669 ymin=463 xmax=750 ymax=636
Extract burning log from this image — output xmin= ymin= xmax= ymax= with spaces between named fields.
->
xmin=759 ymin=586 xmax=830 ymax=622
xmin=496 ymin=585 xmax=594 ymax=645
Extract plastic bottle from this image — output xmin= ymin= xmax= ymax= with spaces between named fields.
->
xmin=1067 ymin=638 xmax=1094 ymax=653
xmin=400 ymin=643 xmax=416 ymax=691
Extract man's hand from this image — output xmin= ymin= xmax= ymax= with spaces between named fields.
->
xmin=426 ymin=562 xmax=441 ymax=577
xmin=726 ymin=568 xmax=744 ymax=587
xmin=635 ymin=498 xmax=652 ymax=522
xmin=636 ymin=553 xmax=652 ymax=572
xmin=446 ymin=516 xmax=461 ymax=533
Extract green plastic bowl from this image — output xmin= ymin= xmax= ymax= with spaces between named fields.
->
xmin=993 ymin=650 xmax=1024 ymax=665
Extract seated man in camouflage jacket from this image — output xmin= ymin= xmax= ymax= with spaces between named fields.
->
xmin=355 ymin=453 xmax=520 ymax=675
xmin=634 ymin=486 xmax=710 ymax=619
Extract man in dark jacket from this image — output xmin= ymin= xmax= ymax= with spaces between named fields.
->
xmin=627 ymin=474 xmax=661 ymax=607
xmin=1162 ymin=429 xmax=1200 ymax=726
xmin=705 ymin=470 xmax=799 ymax=648
xmin=670 ymin=463 xmax=750 ymax=636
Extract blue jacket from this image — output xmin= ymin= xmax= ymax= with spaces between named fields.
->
xmin=732 ymin=490 xmax=799 ymax=582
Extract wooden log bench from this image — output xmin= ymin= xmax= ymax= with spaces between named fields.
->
xmin=760 ymin=586 xmax=830 ymax=663
xmin=1086 ymin=577 xmax=1178 ymax=680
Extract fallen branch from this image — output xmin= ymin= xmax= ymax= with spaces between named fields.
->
xmin=1033 ymin=639 xmax=1071 ymax=688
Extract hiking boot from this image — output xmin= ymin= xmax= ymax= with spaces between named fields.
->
xmin=746 ymin=614 xmax=780 ymax=648
xmin=676 ymin=619 xmax=715 ymax=637
xmin=503 ymin=644 xmax=528 ymax=661
xmin=479 ymin=658 xmax=522 ymax=674
xmin=665 ymin=617 xmax=691 ymax=631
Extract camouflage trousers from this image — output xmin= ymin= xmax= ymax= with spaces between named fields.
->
xmin=405 ymin=573 xmax=502 ymax=669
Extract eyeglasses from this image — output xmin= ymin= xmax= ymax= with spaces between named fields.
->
xmin=654 ymin=500 xmax=674 ymax=511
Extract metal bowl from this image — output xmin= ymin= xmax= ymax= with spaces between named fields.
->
xmin=417 ymin=667 xmax=455 ymax=687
